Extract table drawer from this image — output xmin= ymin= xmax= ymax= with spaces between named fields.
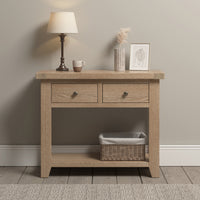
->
xmin=103 ymin=83 xmax=149 ymax=103
xmin=52 ymin=84 xmax=98 ymax=103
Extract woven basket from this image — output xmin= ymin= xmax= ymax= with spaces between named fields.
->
xmin=100 ymin=144 xmax=145 ymax=161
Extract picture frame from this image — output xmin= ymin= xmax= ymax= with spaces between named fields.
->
xmin=129 ymin=43 xmax=150 ymax=71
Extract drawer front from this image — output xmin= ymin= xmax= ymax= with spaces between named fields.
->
xmin=103 ymin=83 xmax=149 ymax=103
xmin=52 ymin=84 xmax=98 ymax=103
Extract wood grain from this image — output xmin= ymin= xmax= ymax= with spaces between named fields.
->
xmin=140 ymin=168 xmax=167 ymax=184
xmin=68 ymin=168 xmax=92 ymax=184
xmin=161 ymin=167 xmax=191 ymax=184
xmin=43 ymin=168 xmax=69 ymax=184
xmin=37 ymin=70 xmax=164 ymax=177
xmin=41 ymin=81 xmax=52 ymax=178
xmin=103 ymin=83 xmax=149 ymax=103
xmin=0 ymin=167 xmax=25 ymax=184
xmin=36 ymin=70 xmax=165 ymax=80
xmin=93 ymin=168 xmax=117 ymax=184
xmin=51 ymin=102 xmax=149 ymax=108
xmin=19 ymin=167 xmax=44 ymax=184
xmin=149 ymin=80 xmax=160 ymax=177
xmin=97 ymin=82 xmax=103 ymax=103
xmin=117 ymin=168 xmax=141 ymax=184
xmin=52 ymin=83 xmax=98 ymax=103
xmin=183 ymin=167 xmax=200 ymax=184
xmin=52 ymin=153 xmax=149 ymax=168
xmin=0 ymin=167 xmax=195 ymax=184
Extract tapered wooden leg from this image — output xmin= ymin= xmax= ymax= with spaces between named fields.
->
xmin=149 ymin=80 xmax=160 ymax=178
xmin=41 ymin=81 xmax=52 ymax=178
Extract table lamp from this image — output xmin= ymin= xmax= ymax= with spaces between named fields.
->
xmin=47 ymin=12 xmax=78 ymax=71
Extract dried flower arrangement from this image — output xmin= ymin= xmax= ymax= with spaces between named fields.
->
xmin=114 ymin=28 xmax=130 ymax=72
xmin=117 ymin=28 xmax=131 ymax=46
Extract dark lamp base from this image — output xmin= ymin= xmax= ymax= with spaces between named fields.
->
xmin=56 ymin=33 xmax=69 ymax=72
xmin=56 ymin=66 xmax=69 ymax=71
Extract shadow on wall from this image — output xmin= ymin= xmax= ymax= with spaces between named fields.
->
xmin=125 ymin=53 xmax=130 ymax=70
xmin=98 ymin=37 xmax=131 ymax=70
xmin=1 ymin=24 xmax=56 ymax=145
xmin=98 ymin=37 xmax=117 ymax=69
xmin=31 ymin=23 xmax=60 ymax=59
xmin=2 ymin=79 xmax=40 ymax=145
xmin=2 ymin=79 xmax=148 ymax=145
xmin=52 ymin=108 xmax=148 ymax=145
xmin=1 ymin=23 xmax=147 ymax=146
xmin=104 ymin=37 xmax=118 ymax=58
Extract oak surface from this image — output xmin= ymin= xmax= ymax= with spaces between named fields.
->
xmin=68 ymin=168 xmax=92 ymax=184
xmin=52 ymin=153 xmax=149 ymax=168
xmin=0 ymin=167 xmax=25 ymax=184
xmin=117 ymin=168 xmax=141 ymax=184
xmin=103 ymin=83 xmax=149 ymax=103
xmin=19 ymin=167 xmax=44 ymax=184
xmin=183 ymin=167 xmax=200 ymax=184
xmin=52 ymin=83 xmax=98 ymax=103
xmin=36 ymin=70 xmax=164 ymax=80
xmin=93 ymin=168 xmax=117 ymax=184
xmin=149 ymin=80 xmax=160 ymax=177
xmin=41 ymin=82 xmax=52 ymax=178
xmin=43 ymin=168 xmax=69 ymax=184
xmin=38 ymin=70 xmax=164 ymax=178
xmin=140 ymin=168 xmax=167 ymax=184
xmin=0 ymin=167 xmax=195 ymax=184
xmin=161 ymin=167 xmax=191 ymax=184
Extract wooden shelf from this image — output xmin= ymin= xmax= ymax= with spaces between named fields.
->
xmin=52 ymin=153 xmax=149 ymax=168
xmin=38 ymin=70 xmax=164 ymax=177
xmin=51 ymin=102 xmax=149 ymax=108
xmin=36 ymin=70 xmax=164 ymax=80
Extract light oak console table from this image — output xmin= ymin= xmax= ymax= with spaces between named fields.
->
xmin=36 ymin=70 xmax=164 ymax=178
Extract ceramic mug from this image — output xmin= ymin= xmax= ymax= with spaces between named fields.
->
xmin=72 ymin=60 xmax=86 ymax=72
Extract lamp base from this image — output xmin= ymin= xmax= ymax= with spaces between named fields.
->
xmin=56 ymin=34 xmax=69 ymax=72
xmin=56 ymin=63 xmax=69 ymax=71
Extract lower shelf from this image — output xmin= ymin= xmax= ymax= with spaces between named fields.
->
xmin=52 ymin=153 xmax=149 ymax=168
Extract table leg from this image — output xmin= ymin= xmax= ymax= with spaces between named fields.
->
xmin=149 ymin=80 xmax=160 ymax=177
xmin=41 ymin=81 xmax=52 ymax=178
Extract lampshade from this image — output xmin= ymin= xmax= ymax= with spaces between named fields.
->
xmin=47 ymin=12 xmax=78 ymax=34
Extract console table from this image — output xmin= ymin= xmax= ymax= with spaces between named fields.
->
xmin=36 ymin=70 xmax=164 ymax=178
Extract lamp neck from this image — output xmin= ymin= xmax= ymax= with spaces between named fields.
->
xmin=56 ymin=33 xmax=68 ymax=71
xmin=59 ymin=34 xmax=66 ymax=58
xmin=59 ymin=33 xmax=66 ymax=41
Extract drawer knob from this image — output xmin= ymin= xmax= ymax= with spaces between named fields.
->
xmin=73 ymin=91 xmax=78 ymax=96
xmin=123 ymin=91 xmax=128 ymax=96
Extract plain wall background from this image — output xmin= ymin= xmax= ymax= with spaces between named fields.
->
xmin=0 ymin=0 xmax=200 ymax=145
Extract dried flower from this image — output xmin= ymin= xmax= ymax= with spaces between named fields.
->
xmin=117 ymin=28 xmax=131 ymax=45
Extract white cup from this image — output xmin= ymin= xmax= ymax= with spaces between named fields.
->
xmin=73 ymin=60 xmax=86 ymax=68
xmin=72 ymin=60 xmax=85 ymax=72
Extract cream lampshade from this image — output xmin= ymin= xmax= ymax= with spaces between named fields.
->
xmin=47 ymin=12 xmax=78 ymax=34
xmin=47 ymin=12 xmax=78 ymax=71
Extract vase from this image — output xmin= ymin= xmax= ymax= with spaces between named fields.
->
xmin=114 ymin=47 xmax=125 ymax=72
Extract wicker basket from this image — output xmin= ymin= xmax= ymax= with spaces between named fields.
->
xmin=100 ymin=144 xmax=145 ymax=161
xmin=99 ymin=132 xmax=146 ymax=161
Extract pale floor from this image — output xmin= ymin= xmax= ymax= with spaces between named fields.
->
xmin=0 ymin=167 xmax=200 ymax=184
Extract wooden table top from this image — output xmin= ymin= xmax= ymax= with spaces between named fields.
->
xmin=36 ymin=70 xmax=164 ymax=80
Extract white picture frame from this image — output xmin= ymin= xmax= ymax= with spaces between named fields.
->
xmin=129 ymin=43 xmax=150 ymax=70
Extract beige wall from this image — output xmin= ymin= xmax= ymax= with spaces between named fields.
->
xmin=0 ymin=0 xmax=200 ymax=145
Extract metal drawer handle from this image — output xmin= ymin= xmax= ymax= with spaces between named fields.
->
xmin=123 ymin=91 xmax=128 ymax=96
xmin=73 ymin=91 xmax=78 ymax=96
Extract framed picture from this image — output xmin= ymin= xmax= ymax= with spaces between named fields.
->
xmin=129 ymin=43 xmax=150 ymax=70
